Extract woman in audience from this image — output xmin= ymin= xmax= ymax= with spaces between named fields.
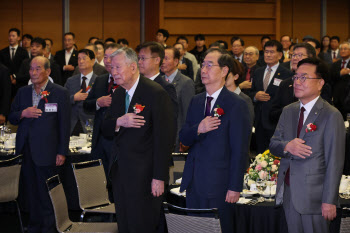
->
xmin=319 ymin=35 xmax=331 ymax=61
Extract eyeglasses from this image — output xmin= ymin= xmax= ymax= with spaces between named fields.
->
xmin=292 ymin=74 xmax=321 ymax=83
xmin=291 ymin=53 xmax=307 ymax=59
xmin=137 ymin=56 xmax=157 ymax=61
xmin=244 ymin=52 xmax=256 ymax=56
xmin=201 ymin=62 xmax=220 ymax=69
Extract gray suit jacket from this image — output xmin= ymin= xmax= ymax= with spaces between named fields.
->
xmin=170 ymin=70 xmax=195 ymax=151
xmin=64 ymin=73 xmax=97 ymax=134
xmin=73 ymin=62 xmax=108 ymax=76
xmin=270 ymin=97 xmax=345 ymax=214
xmin=321 ymin=50 xmax=341 ymax=65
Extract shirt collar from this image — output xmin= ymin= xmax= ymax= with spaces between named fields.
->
xmin=65 ymin=47 xmax=74 ymax=54
xmin=206 ymin=86 xmax=224 ymax=99
xmin=9 ymin=44 xmax=18 ymax=50
xmin=300 ymin=96 xmax=320 ymax=113
xmin=266 ymin=62 xmax=279 ymax=71
xmin=149 ymin=72 xmax=160 ymax=81
xmin=81 ymin=71 xmax=93 ymax=82
xmin=32 ymin=79 xmax=49 ymax=93
xmin=342 ymin=57 xmax=350 ymax=63
xmin=126 ymin=75 xmax=140 ymax=100
xmin=233 ymin=86 xmax=241 ymax=95
xmin=165 ymin=69 xmax=178 ymax=83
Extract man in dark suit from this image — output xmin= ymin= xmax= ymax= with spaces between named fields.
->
xmin=54 ymin=32 xmax=79 ymax=85
xmin=102 ymin=47 xmax=175 ymax=233
xmin=180 ymin=48 xmax=251 ymax=232
xmin=249 ymin=40 xmax=293 ymax=154
xmin=270 ymin=58 xmax=345 ymax=233
xmin=323 ymin=36 xmax=341 ymax=65
xmin=83 ymin=43 xmax=121 ymax=175
xmin=0 ymin=63 xmax=11 ymax=124
xmin=230 ymin=37 xmax=245 ymax=66
xmin=8 ymin=56 xmax=70 ymax=233
xmin=162 ymin=46 xmax=195 ymax=152
xmin=174 ymin=43 xmax=194 ymax=80
xmin=0 ymin=28 xmax=29 ymax=97
xmin=65 ymin=49 xmax=97 ymax=135
xmin=257 ymin=35 xmax=271 ymax=67
xmin=330 ymin=42 xmax=350 ymax=119
xmin=16 ymin=37 xmax=62 ymax=88
xmin=240 ymin=46 xmax=260 ymax=95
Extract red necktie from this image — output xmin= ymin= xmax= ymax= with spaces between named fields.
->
xmin=333 ymin=51 xmax=336 ymax=59
xmin=81 ymin=77 xmax=87 ymax=93
xmin=341 ymin=60 xmax=346 ymax=69
xmin=107 ymin=76 xmax=114 ymax=93
xmin=246 ymin=68 xmax=251 ymax=81
xmin=285 ymin=107 xmax=306 ymax=186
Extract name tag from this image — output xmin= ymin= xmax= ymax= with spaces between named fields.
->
xmin=273 ymin=78 xmax=282 ymax=86
xmin=45 ymin=103 xmax=58 ymax=112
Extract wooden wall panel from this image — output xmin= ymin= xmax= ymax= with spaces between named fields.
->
xmin=327 ymin=0 xmax=349 ymax=41
xmin=103 ymin=0 xmax=140 ymax=50
xmin=70 ymin=0 xmax=103 ymax=51
xmin=0 ymin=1 xmax=23 ymax=50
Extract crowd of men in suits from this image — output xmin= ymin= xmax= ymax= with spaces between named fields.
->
xmin=0 ymin=27 xmax=349 ymax=233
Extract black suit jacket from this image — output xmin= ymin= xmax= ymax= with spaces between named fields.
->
xmin=179 ymin=57 xmax=194 ymax=80
xmin=54 ymin=49 xmax=79 ymax=85
xmin=83 ymin=73 xmax=113 ymax=149
xmin=8 ymin=81 xmax=71 ymax=166
xmin=0 ymin=46 xmax=29 ymax=75
xmin=0 ymin=63 xmax=11 ymax=117
xmin=249 ymin=64 xmax=293 ymax=130
xmin=102 ymin=76 xmax=175 ymax=192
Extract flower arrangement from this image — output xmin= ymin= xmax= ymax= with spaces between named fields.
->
xmin=246 ymin=150 xmax=280 ymax=184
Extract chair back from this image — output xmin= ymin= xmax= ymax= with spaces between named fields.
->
xmin=72 ymin=159 xmax=110 ymax=209
xmin=163 ymin=202 xmax=222 ymax=233
xmin=0 ymin=155 xmax=22 ymax=202
xmin=46 ymin=175 xmax=72 ymax=233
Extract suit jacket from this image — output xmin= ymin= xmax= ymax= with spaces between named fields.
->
xmin=179 ymin=86 xmax=251 ymax=197
xmin=270 ymin=97 xmax=345 ymax=214
xmin=16 ymin=57 xmax=62 ymax=88
xmin=0 ymin=46 xmax=29 ymax=75
xmin=239 ymin=91 xmax=254 ymax=126
xmin=280 ymin=61 xmax=291 ymax=70
xmin=241 ymin=64 xmax=260 ymax=95
xmin=179 ymin=57 xmax=194 ymax=80
xmin=194 ymin=67 xmax=205 ymax=94
xmin=0 ymin=63 xmax=11 ymax=117
xmin=249 ymin=64 xmax=293 ymax=130
xmin=73 ymin=62 xmax=108 ymax=77
xmin=170 ymin=71 xmax=195 ymax=151
xmin=54 ymin=49 xmax=79 ymax=85
xmin=322 ymin=50 xmax=341 ymax=65
xmin=102 ymin=76 xmax=175 ymax=194
xmin=64 ymin=73 xmax=97 ymax=134
xmin=8 ymin=81 xmax=71 ymax=166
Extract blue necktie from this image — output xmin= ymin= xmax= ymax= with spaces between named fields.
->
xmin=125 ymin=92 xmax=130 ymax=114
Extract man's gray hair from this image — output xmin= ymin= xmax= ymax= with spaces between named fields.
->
xmin=244 ymin=46 xmax=259 ymax=55
xmin=110 ymin=47 xmax=139 ymax=69
xmin=339 ymin=42 xmax=350 ymax=49
xmin=31 ymin=56 xmax=50 ymax=70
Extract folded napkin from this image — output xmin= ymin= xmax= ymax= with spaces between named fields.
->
xmin=78 ymin=147 xmax=91 ymax=154
xmin=237 ymin=197 xmax=252 ymax=204
xmin=170 ymin=187 xmax=186 ymax=197
xmin=345 ymin=121 xmax=349 ymax=128
xmin=175 ymin=177 xmax=182 ymax=185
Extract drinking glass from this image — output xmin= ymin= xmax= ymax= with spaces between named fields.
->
xmin=265 ymin=180 xmax=276 ymax=202
xmin=256 ymin=178 xmax=267 ymax=201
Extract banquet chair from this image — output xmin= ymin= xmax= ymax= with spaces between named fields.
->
xmin=341 ymin=207 xmax=350 ymax=233
xmin=163 ymin=202 xmax=222 ymax=233
xmin=0 ymin=155 xmax=24 ymax=233
xmin=46 ymin=174 xmax=118 ymax=233
xmin=72 ymin=159 xmax=115 ymax=221
xmin=169 ymin=153 xmax=186 ymax=184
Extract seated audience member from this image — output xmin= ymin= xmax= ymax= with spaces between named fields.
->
xmin=323 ymin=36 xmax=341 ymax=65
xmin=189 ymin=34 xmax=207 ymax=65
xmin=176 ymin=36 xmax=199 ymax=79
xmin=73 ymin=43 xmax=107 ymax=76
xmin=280 ymin=35 xmax=292 ymax=62
xmin=0 ymin=63 xmax=10 ymax=124
xmin=330 ymin=41 xmax=350 ymax=119
xmin=230 ymin=36 xmax=245 ymax=64
xmin=65 ymin=49 xmax=97 ymax=135
xmin=104 ymin=37 xmax=116 ymax=45
xmin=88 ymin=36 xmax=99 ymax=44
xmin=94 ymin=40 xmax=105 ymax=66
xmin=117 ymin=38 xmax=129 ymax=48
xmin=174 ymin=43 xmax=194 ymax=80
xmin=22 ymin=34 xmax=33 ymax=58
xmin=161 ymin=46 xmax=194 ymax=152
xmin=54 ymin=32 xmax=79 ymax=85
xmin=240 ymin=46 xmax=260 ymax=94
xmin=17 ymin=37 xmax=61 ymax=87
xmin=249 ymin=40 xmax=293 ymax=154
xmin=257 ymin=35 xmax=271 ymax=66
xmin=156 ymin=29 xmax=169 ymax=47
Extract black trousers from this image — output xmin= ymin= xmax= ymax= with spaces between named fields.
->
xmin=22 ymin=143 xmax=57 ymax=233
xmin=111 ymin=162 xmax=163 ymax=233
xmin=255 ymin=123 xmax=275 ymax=154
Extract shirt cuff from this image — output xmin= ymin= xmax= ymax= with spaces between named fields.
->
xmin=96 ymin=101 xmax=100 ymax=110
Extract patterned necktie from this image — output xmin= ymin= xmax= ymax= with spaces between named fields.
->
xmin=205 ymin=97 xmax=213 ymax=117
xmin=125 ymin=92 xmax=130 ymax=114
xmin=11 ymin=48 xmax=15 ymax=60
xmin=263 ymin=68 xmax=272 ymax=91
xmin=341 ymin=60 xmax=346 ymax=69
xmin=81 ymin=77 xmax=87 ymax=93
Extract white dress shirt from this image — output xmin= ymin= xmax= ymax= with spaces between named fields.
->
xmin=299 ymin=96 xmax=320 ymax=124
xmin=149 ymin=73 xmax=160 ymax=81
xmin=263 ymin=63 xmax=280 ymax=87
xmin=9 ymin=44 xmax=18 ymax=59
xmin=205 ymin=86 xmax=224 ymax=113
xmin=65 ymin=48 xmax=74 ymax=66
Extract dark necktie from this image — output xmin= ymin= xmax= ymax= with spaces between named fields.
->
xmin=285 ymin=107 xmax=306 ymax=186
xmin=81 ymin=77 xmax=87 ymax=93
xmin=246 ymin=68 xmax=251 ymax=81
xmin=333 ymin=51 xmax=336 ymax=59
xmin=107 ymin=76 xmax=114 ymax=93
xmin=205 ymin=97 xmax=213 ymax=117
xmin=11 ymin=48 xmax=15 ymax=60
xmin=341 ymin=60 xmax=346 ymax=69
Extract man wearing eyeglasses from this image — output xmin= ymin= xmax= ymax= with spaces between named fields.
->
xmin=249 ymin=40 xmax=293 ymax=154
xmin=180 ymin=48 xmax=251 ymax=233
xmin=270 ymin=57 xmax=345 ymax=233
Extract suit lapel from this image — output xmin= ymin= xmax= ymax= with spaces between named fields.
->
xmin=291 ymin=102 xmax=300 ymax=139
xmin=299 ymin=98 xmax=324 ymax=139
xmin=171 ymin=71 xmax=181 ymax=87
xmin=211 ymin=86 xmax=227 ymax=116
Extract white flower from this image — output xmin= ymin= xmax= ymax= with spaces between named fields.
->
xmin=261 ymin=161 xmax=268 ymax=168
xmin=271 ymin=165 xmax=277 ymax=172
xmin=259 ymin=170 xmax=267 ymax=179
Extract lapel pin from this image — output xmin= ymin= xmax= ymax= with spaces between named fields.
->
xmin=289 ymin=85 xmax=292 ymax=87
xmin=315 ymin=112 xmax=318 ymax=115
xmin=278 ymin=73 xmax=280 ymax=75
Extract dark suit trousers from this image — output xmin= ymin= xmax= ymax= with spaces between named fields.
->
xmin=283 ymin=185 xmax=330 ymax=233
xmin=255 ymin=123 xmax=275 ymax=154
xmin=22 ymin=142 xmax=57 ymax=233
xmin=91 ymin=135 xmax=113 ymax=177
xmin=186 ymin=182 xmax=233 ymax=233
xmin=111 ymin=162 xmax=163 ymax=233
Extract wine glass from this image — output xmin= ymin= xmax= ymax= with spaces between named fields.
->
xmin=265 ymin=180 xmax=276 ymax=202
xmin=256 ymin=178 xmax=267 ymax=202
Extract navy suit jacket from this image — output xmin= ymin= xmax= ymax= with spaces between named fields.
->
xmin=54 ymin=49 xmax=79 ymax=85
xmin=8 ymin=81 xmax=71 ymax=166
xmin=0 ymin=46 xmax=29 ymax=75
xmin=179 ymin=86 xmax=251 ymax=197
